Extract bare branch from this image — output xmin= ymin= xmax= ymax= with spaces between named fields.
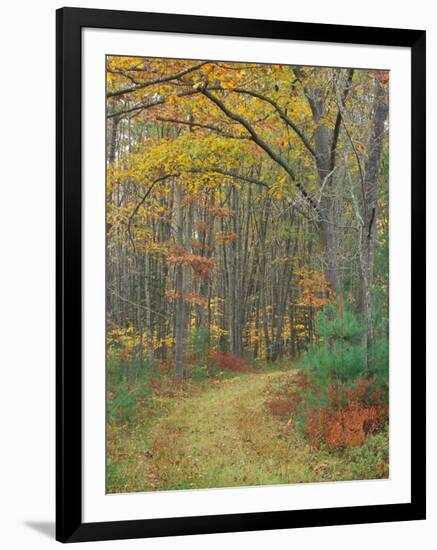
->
xmin=107 ymin=62 xmax=209 ymax=98
xmin=107 ymin=89 xmax=199 ymax=119
xmin=156 ymin=116 xmax=248 ymax=140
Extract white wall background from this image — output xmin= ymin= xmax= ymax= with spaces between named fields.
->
xmin=0 ymin=0 xmax=433 ymax=548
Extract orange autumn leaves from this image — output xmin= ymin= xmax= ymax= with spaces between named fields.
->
xmin=297 ymin=269 xmax=334 ymax=308
xmin=306 ymin=379 xmax=388 ymax=449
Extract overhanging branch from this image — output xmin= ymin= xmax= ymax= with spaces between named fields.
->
xmin=107 ymin=62 xmax=208 ymax=98
xmin=200 ymin=87 xmax=321 ymax=216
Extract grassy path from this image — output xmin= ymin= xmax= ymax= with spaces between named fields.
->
xmin=128 ymin=369 xmax=328 ymax=491
xmin=108 ymin=368 xmax=387 ymax=493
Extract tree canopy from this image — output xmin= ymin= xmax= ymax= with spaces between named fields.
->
xmin=106 ymin=56 xmax=388 ymax=376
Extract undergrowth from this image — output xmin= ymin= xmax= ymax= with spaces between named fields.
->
xmin=107 ymin=309 xmax=389 ymax=493
xmin=264 ymin=302 xmax=389 ymax=478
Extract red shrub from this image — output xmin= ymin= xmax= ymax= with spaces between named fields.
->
xmin=305 ymin=378 xmax=388 ymax=449
xmin=265 ymin=373 xmax=388 ymax=450
xmin=267 ymin=398 xmax=294 ymax=419
xmin=306 ymin=408 xmax=332 ymax=448
xmin=206 ymin=351 xmax=254 ymax=372
xmin=325 ymin=401 xmax=388 ymax=449
xmin=294 ymin=370 xmax=310 ymax=390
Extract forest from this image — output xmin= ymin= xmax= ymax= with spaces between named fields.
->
xmin=106 ymin=56 xmax=389 ymax=492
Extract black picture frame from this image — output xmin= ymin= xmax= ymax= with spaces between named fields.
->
xmin=56 ymin=6 xmax=426 ymax=543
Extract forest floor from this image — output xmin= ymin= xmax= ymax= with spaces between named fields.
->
xmin=107 ymin=367 xmax=388 ymax=493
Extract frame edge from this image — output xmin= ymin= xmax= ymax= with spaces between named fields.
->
xmin=55 ymin=6 xmax=427 ymax=542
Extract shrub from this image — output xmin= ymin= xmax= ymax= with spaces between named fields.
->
xmin=267 ymin=398 xmax=294 ymax=419
xmin=327 ymin=401 xmax=387 ymax=449
xmin=107 ymin=363 xmax=153 ymax=424
xmin=188 ymin=328 xmax=210 ymax=361
xmin=303 ymin=378 xmax=388 ymax=449
xmin=302 ymin=341 xmax=367 ymax=390
xmin=300 ymin=301 xmax=388 ymax=400
xmin=107 ymin=378 xmax=137 ymax=423
xmin=316 ymin=304 xmax=363 ymax=344
xmin=206 ymin=350 xmax=253 ymax=373
xmin=293 ymin=302 xmax=389 ymax=449
xmin=190 ymin=363 xmax=210 ymax=381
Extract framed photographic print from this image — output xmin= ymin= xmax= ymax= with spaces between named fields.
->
xmin=56 ymin=6 xmax=426 ymax=543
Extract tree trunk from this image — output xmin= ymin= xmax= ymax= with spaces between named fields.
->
xmin=144 ymin=252 xmax=154 ymax=366
xmin=174 ymin=183 xmax=185 ymax=378
xmin=359 ymin=79 xmax=388 ymax=368
xmin=108 ymin=115 xmax=119 ymax=163
xmin=318 ymin=209 xmax=341 ymax=296
xmin=314 ymin=121 xmax=341 ymax=297
xmin=136 ymin=255 xmax=143 ymax=376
